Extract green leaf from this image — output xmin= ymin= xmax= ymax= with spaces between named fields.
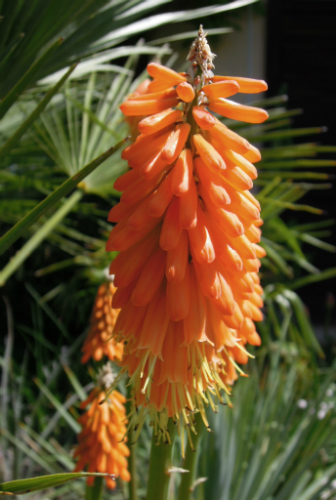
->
xmin=0 ymin=137 xmax=126 ymax=257
xmin=290 ymin=267 xmax=336 ymax=291
xmin=0 ymin=191 xmax=83 ymax=286
xmin=0 ymin=63 xmax=77 ymax=161
xmin=0 ymin=472 xmax=107 ymax=495
xmin=0 ymin=37 xmax=63 ymax=120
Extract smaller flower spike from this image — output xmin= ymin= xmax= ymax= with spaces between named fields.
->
xmin=107 ymin=27 xmax=267 ymax=435
xmin=81 ymin=282 xmax=123 ymax=363
xmin=74 ymin=364 xmax=130 ymax=489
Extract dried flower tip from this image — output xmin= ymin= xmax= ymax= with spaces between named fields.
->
xmin=96 ymin=363 xmax=116 ymax=390
xmin=187 ymin=25 xmax=216 ymax=77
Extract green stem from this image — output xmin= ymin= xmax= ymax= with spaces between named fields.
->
xmin=146 ymin=419 xmax=176 ymax=500
xmin=126 ymin=386 xmax=138 ymax=500
xmin=177 ymin=413 xmax=204 ymax=500
xmin=0 ymin=137 xmax=126 ymax=257
xmin=85 ymin=476 xmax=104 ymax=500
xmin=0 ymin=190 xmax=82 ymax=286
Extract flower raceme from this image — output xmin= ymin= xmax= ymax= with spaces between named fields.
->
xmin=81 ymin=282 xmax=123 ymax=364
xmin=106 ymin=29 xmax=268 ymax=437
xmin=74 ymin=385 xmax=130 ymax=489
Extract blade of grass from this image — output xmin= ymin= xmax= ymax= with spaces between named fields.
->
xmin=0 ymin=472 xmax=108 ymax=495
xmin=34 ymin=378 xmax=81 ymax=433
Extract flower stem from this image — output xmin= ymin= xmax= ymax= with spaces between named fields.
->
xmin=177 ymin=413 xmax=204 ymax=500
xmin=85 ymin=476 xmax=104 ymax=500
xmin=126 ymin=386 xmax=138 ymax=500
xmin=145 ymin=418 xmax=176 ymax=500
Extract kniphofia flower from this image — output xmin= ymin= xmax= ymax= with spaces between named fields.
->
xmin=81 ymin=282 xmax=123 ymax=363
xmin=74 ymin=365 xmax=130 ymax=489
xmin=106 ymin=26 xmax=267 ymax=441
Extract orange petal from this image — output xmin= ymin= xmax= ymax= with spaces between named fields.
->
xmin=179 ymin=175 xmax=198 ymax=229
xmin=108 ymin=200 xmax=138 ymax=223
xmin=147 ymin=62 xmax=187 ymax=85
xmin=109 ymin=228 xmax=159 ymax=287
xmin=120 ymin=171 xmax=161 ymax=205
xmin=120 ymin=98 xmax=179 ymax=116
xmin=206 ymin=122 xmax=250 ymax=155
xmin=160 ymin=196 xmax=183 ymax=251
xmin=194 ymin=156 xmax=231 ymax=206
xmin=140 ymin=152 xmax=168 ymax=179
xmin=138 ymin=108 xmax=183 ymax=135
xmin=192 ymin=106 xmax=216 ymax=130
xmin=193 ymin=134 xmax=226 ymax=171
xmin=130 ymin=88 xmax=177 ymax=101
xmin=221 ymin=149 xmax=258 ymax=181
xmin=171 ymin=148 xmax=192 ymax=195
xmin=148 ymin=172 xmax=174 ymax=217
xmin=209 ymin=99 xmax=268 ymax=124
xmin=127 ymin=195 xmax=155 ymax=230
xmin=166 ymin=263 xmax=190 ymax=321
xmin=188 ymin=206 xmax=215 ymax=264
xmin=254 ymin=244 xmax=266 ymax=258
xmin=200 ymin=187 xmax=244 ymax=238
xmin=161 ymin=123 xmax=191 ymax=163
xmin=113 ymin=168 xmax=140 ymax=192
xmin=176 ymin=82 xmax=195 ymax=102
xmin=211 ymin=75 xmax=268 ymax=93
xmin=148 ymin=79 xmax=176 ymax=93
xmin=193 ymin=260 xmax=221 ymax=300
xmin=166 ymin=230 xmax=189 ymax=283
xmin=132 ymin=247 xmax=166 ymax=307
xmin=202 ymin=80 xmax=240 ymax=99
xmin=182 ymin=266 xmax=206 ymax=344
xmin=243 ymin=144 xmax=261 ymax=162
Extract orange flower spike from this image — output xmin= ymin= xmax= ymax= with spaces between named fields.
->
xmin=192 ymin=106 xmax=216 ymax=130
xmin=107 ymin=26 xmax=268 ymax=430
xmin=74 ymin=365 xmax=130 ymax=489
xmin=81 ymin=283 xmax=123 ymax=364
xmin=208 ymin=99 xmax=269 ymax=124
xmin=147 ymin=62 xmax=187 ymax=86
xmin=176 ymin=82 xmax=195 ymax=102
xmin=202 ymin=80 xmax=240 ymax=99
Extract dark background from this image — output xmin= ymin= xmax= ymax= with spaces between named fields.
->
xmin=266 ymin=0 xmax=336 ymax=325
